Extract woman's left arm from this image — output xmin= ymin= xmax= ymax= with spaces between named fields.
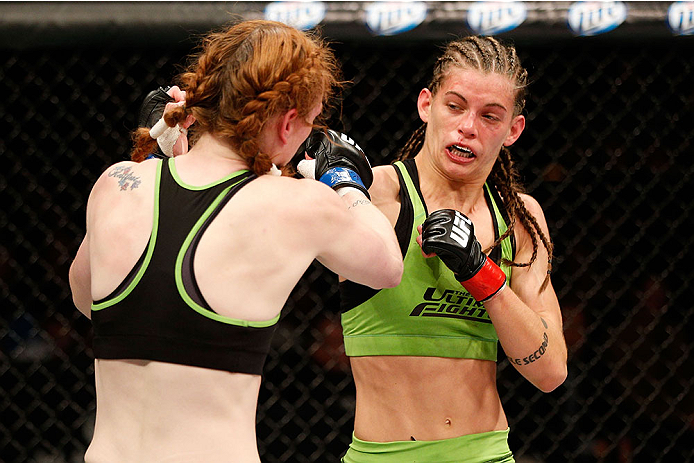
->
xmin=484 ymin=193 xmax=568 ymax=392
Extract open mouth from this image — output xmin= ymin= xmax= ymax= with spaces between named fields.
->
xmin=448 ymin=144 xmax=475 ymax=159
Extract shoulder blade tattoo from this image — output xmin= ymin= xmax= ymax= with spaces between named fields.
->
xmin=108 ymin=166 xmax=142 ymax=191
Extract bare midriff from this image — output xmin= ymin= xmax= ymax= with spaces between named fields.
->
xmin=350 ymin=355 xmax=507 ymax=442
xmin=86 ymin=359 xmax=262 ymax=463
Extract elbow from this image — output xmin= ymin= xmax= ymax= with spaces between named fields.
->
xmin=69 ymin=263 xmax=92 ymax=318
xmin=367 ymin=257 xmax=403 ymax=289
xmin=383 ymin=257 xmax=404 ymax=288
xmin=73 ymin=297 xmax=92 ymax=319
xmin=536 ymin=363 xmax=568 ymax=393
xmin=70 ymin=289 xmax=92 ymax=319
xmin=68 ymin=264 xmax=80 ymax=306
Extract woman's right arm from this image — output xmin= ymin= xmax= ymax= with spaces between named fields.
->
xmin=295 ymin=130 xmax=403 ymax=288
xmin=305 ymin=180 xmax=403 ymax=290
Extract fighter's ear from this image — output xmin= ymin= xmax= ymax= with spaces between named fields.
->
xmin=278 ymin=108 xmax=299 ymax=144
xmin=417 ymin=88 xmax=433 ymax=124
xmin=503 ymin=114 xmax=525 ymax=147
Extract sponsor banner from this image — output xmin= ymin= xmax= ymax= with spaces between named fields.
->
xmin=265 ymin=1 xmax=326 ymax=30
xmin=467 ymin=1 xmax=528 ymax=36
xmin=567 ymin=1 xmax=628 ymax=36
xmin=3 ymin=1 xmax=693 ymax=48
xmin=364 ymin=1 xmax=428 ymax=36
xmin=668 ymin=1 xmax=694 ymax=35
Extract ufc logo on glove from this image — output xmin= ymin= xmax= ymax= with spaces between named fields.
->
xmin=339 ymin=133 xmax=363 ymax=152
xmin=450 ymin=212 xmax=472 ymax=248
xmin=421 ymin=209 xmax=507 ymax=302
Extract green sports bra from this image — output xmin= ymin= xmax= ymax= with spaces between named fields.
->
xmin=339 ymin=159 xmax=515 ymax=360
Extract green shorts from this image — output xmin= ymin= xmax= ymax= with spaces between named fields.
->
xmin=341 ymin=428 xmax=514 ymax=463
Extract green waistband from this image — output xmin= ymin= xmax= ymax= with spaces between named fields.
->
xmin=343 ymin=428 xmax=513 ymax=463
xmin=343 ymin=334 xmax=497 ymax=360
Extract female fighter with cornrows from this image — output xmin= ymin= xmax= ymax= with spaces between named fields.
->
xmin=339 ymin=36 xmax=568 ymax=462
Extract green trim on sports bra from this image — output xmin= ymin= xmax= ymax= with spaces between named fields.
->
xmin=92 ymin=161 xmax=163 ymax=312
xmin=174 ymin=183 xmax=281 ymax=328
xmin=168 ymin=157 xmax=251 ymax=190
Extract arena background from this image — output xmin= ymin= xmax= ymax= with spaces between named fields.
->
xmin=1 ymin=1 xmax=693 ymax=462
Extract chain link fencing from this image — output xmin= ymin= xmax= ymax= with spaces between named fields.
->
xmin=1 ymin=26 xmax=693 ymax=463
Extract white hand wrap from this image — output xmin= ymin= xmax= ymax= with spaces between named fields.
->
xmin=297 ymin=159 xmax=316 ymax=179
xmin=149 ymin=117 xmax=187 ymax=158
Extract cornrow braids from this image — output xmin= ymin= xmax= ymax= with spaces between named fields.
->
xmin=396 ymin=123 xmax=426 ymax=161
xmin=488 ymin=147 xmax=554 ymax=291
xmin=430 ymin=35 xmax=528 ymax=117
xmin=399 ymin=35 xmax=552 ymax=292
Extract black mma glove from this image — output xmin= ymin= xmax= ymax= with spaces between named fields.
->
xmin=296 ymin=129 xmax=373 ymax=199
xmin=421 ymin=209 xmax=507 ymax=302
xmin=138 ymin=86 xmax=174 ymax=159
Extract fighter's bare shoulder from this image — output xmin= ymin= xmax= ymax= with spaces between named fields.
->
xmin=517 ymin=192 xmax=549 ymax=230
xmin=248 ymin=174 xmax=344 ymax=218
xmin=369 ymin=165 xmax=401 ymax=224
xmin=289 ymin=176 xmax=346 ymax=210
xmin=370 ymin=165 xmax=399 ymax=198
xmin=513 ymin=192 xmax=551 ymax=259
xmin=93 ymin=158 xmax=159 ymax=195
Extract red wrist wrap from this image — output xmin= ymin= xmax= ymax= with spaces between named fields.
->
xmin=460 ymin=257 xmax=507 ymax=302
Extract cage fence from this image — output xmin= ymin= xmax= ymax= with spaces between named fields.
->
xmin=1 ymin=2 xmax=693 ymax=462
